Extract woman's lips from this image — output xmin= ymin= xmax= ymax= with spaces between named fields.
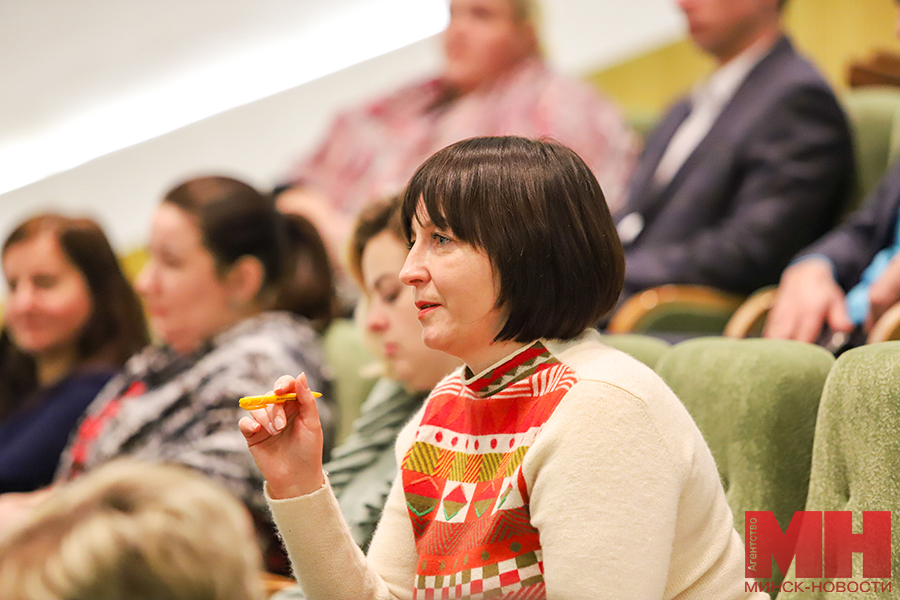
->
xmin=415 ymin=301 xmax=440 ymax=319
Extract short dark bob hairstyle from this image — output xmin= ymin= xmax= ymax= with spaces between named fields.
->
xmin=401 ymin=136 xmax=624 ymax=342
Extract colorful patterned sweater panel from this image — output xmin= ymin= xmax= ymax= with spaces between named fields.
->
xmin=401 ymin=343 xmax=578 ymax=600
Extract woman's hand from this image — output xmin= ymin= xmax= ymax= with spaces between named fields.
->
xmin=238 ymin=373 xmax=326 ymax=499
xmin=0 ymin=488 xmax=53 ymax=538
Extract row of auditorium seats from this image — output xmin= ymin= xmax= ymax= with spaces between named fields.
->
xmin=610 ymin=85 xmax=900 ymax=341
xmin=600 ymin=333 xmax=900 ymax=599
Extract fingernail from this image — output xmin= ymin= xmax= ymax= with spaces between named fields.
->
xmin=274 ymin=416 xmax=286 ymax=431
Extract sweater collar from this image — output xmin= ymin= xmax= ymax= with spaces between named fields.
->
xmin=462 ymin=341 xmax=558 ymax=398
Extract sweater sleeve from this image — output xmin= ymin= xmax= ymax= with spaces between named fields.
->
xmin=267 ymin=410 xmax=423 ymax=600
xmin=524 ymin=379 xmax=762 ymax=600
xmin=524 ymin=380 xmax=682 ymax=599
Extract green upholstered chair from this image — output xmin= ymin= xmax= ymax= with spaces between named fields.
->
xmin=600 ymin=333 xmax=670 ymax=369
xmin=656 ymin=338 xmax=834 ymax=592
xmin=840 ymin=86 xmax=900 ymax=218
xmin=777 ymin=342 xmax=900 ymax=599
xmin=322 ymin=318 xmax=378 ymax=446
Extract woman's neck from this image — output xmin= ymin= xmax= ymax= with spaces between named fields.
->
xmin=35 ymin=347 xmax=80 ymax=387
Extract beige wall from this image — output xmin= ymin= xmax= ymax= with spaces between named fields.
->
xmin=590 ymin=0 xmax=900 ymax=118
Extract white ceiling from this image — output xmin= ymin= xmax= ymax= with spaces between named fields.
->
xmin=0 ymin=0 xmax=683 ymax=149
xmin=0 ymin=0 xmax=349 ymax=142
xmin=0 ymin=0 xmax=684 ymax=252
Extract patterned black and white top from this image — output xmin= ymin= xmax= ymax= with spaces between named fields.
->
xmin=55 ymin=311 xmax=333 ymax=516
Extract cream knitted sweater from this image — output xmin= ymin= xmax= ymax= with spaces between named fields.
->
xmin=267 ymin=329 xmax=765 ymax=600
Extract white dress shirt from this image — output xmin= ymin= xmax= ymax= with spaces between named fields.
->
xmin=653 ymin=40 xmax=774 ymax=186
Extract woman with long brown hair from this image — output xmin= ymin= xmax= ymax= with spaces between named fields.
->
xmin=0 ymin=214 xmax=148 ymax=492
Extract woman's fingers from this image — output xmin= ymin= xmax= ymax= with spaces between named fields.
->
xmin=259 ymin=403 xmax=288 ymax=435
xmin=295 ymin=373 xmax=321 ymax=421
xmin=273 ymin=375 xmax=297 ymax=395
xmin=239 ymin=416 xmax=269 ymax=446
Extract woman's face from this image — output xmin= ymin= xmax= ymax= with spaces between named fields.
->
xmin=443 ymin=0 xmax=536 ymax=93
xmin=399 ymin=207 xmax=510 ymax=372
xmin=2 ymin=232 xmax=93 ymax=359
xmin=135 ymin=202 xmax=244 ymax=355
xmin=361 ymin=232 xmax=459 ymax=391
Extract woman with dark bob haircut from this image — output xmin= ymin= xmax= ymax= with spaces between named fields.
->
xmin=242 ymin=137 xmax=763 ymax=600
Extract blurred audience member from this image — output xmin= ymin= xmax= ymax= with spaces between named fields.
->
xmin=764 ymin=2 xmax=900 ymax=351
xmin=0 ymin=176 xmax=335 ymax=573
xmin=616 ymin=0 xmax=853 ymax=299
xmin=0 ymin=214 xmax=148 ymax=493
xmin=287 ymin=196 xmax=461 ymax=587
xmin=277 ymin=0 xmax=638 ymax=261
xmin=0 ymin=459 xmax=265 ymax=600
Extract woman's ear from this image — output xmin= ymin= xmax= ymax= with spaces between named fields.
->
xmin=226 ymin=256 xmax=265 ymax=306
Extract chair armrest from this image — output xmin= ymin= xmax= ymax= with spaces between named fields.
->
xmin=723 ymin=286 xmax=778 ymax=339
xmin=867 ymin=301 xmax=900 ymax=343
xmin=608 ymin=285 xmax=745 ymax=335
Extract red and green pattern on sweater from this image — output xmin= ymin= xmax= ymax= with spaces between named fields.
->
xmin=401 ymin=342 xmax=577 ymax=600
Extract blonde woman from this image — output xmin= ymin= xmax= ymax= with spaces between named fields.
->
xmin=0 ymin=459 xmax=265 ymax=600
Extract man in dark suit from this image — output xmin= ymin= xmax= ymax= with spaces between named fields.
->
xmin=616 ymin=0 xmax=854 ymax=300
xmin=764 ymin=4 xmax=900 ymax=346
xmin=763 ymin=162 xmax=900 ymax=345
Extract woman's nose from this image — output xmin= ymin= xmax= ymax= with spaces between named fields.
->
xmin=399 ymin=244 xmax=426 ymax=287
xmin=9 ymin=284 xmax=35 ymax=312
xmin=366 ymin=303 xmax=388 ymax=333
xmin=134 ymin=262 xmax=154 ymax=296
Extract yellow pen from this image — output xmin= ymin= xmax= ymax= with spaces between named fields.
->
xmin=239 ymin=391 xmax=322 ymax=410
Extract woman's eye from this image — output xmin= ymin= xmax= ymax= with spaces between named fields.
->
xmin=156 ymin=252 xmax=183 ymax=269
xmin=33 ymin=275 xmax=58 ymax=289
xmin=431 ymin=232 xmax=452 ymax=245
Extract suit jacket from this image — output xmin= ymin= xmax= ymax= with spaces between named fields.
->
xmin=618 ymin=36 xmax=854 ymax=297
xmin=797 ymin=157 xmax=900 ymax=291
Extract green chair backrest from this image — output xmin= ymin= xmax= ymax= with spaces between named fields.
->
xmin=656 ymin=338 xmax=834 ymax=591
xmin=322 ymin=318 xmax=378 ymax=446
xmin=840 ymin=87 xmax=900 ymax=218
xmin=776 ymin=342 xmax=900 ymax=599
xmin=600 ymin=333 xmax=670 ymax=369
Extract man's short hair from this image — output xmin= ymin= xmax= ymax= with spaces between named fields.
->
xmin=401 ymin=136 xmax=625 ymax=342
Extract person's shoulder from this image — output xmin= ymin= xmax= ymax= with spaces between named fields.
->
xmin=361 ymin=75 xmax=445 ymax=117
xmin=544 ymin=331 xmax=705 ymax=438
xmin=751 ymin=36 xmax=837 ymax=96
xmin=225 ymin=311 xmax=318 ymax=345
xmin=545 ymin=330 xmax=672 ymax=402
xmin=524 ymin=59 xmax=619 ymax=105
xmin=210 ymin=312 xmax=324 ymax=373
